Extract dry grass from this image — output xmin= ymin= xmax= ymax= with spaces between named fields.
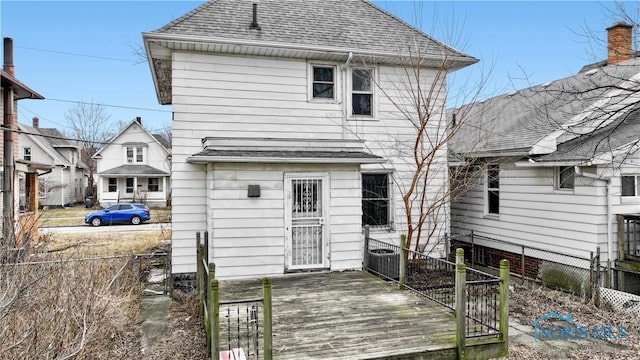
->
xmin=38 ymin=206 xmax=171 ymax=227
xmin=39 ymin=229 xmax=171 ymax=256
xmin=0 ymin=249 xmax=141 ymax=359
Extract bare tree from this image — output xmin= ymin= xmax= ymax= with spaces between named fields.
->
xmin=345 ymin=44 xmax=489 ymax=254
xmin=65 ymin=101 xmax=112 ymax=198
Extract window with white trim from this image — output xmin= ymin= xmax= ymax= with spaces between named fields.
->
xmin=555 ymin=166 xmax=575 ymax=190
xmin=486 ymin=164 xmax=499 ymax=215
xmin=126 ymin=146 xmax=145 ymax=163
xmin=148 ymin=177 xmax=159 ymax=192
xmin=622 ymin=175 xmax=640 ymax=196
xmin=351 ymin=68 xmax=373 ymax=116
xmin=38 ymin=178 xmax=47 ymax=198
xmin=311 ymin=65 xmax=335 ymax=100
xmin=107 ymin=178 xmax=117 ymax=192
xmin=23 ymin=147 xmax=32 ymax=161
xmin=362 ymin=173 xmax=391 ymax=228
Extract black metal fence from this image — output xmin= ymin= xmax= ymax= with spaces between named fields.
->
xmin=219 ymin=298 xmax=264 ymax=360
xmin=364 ymin=232 xmax=503 ymax=338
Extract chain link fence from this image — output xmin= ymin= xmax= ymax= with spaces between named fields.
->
xmin=450 ymin=232 xmax=604 ymax=301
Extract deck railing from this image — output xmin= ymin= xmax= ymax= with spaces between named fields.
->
xmin=363 ymin=228 xmax=509 ymax=344
xmin=196 ymin=231 xmax=273 ymax=360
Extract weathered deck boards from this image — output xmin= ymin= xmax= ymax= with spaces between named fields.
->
xmin=219 ymin=270 xmax=464 ymax=359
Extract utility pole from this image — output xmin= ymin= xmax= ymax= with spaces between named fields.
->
xmin=2 ymin=37 xmax=15 ymax=247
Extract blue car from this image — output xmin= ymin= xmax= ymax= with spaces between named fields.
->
xmin=85 ymin=203 xmax=151 ymax=227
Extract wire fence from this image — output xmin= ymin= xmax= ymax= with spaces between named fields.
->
xmin=450 ymin=232 xmax=604 ymax=301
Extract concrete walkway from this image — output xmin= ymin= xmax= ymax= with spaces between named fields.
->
xmin=140 ymin=294 xmax=171 ymax=354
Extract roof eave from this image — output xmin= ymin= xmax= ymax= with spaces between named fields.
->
xmin=186 ymin=155 xmax=386 ymax=165
xmin=1 ymin=70 xmax=44 ymax=100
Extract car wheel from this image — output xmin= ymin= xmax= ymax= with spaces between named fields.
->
xmin=91 ymin=217 xmax=102 ymax=227
xmin=131 ymin=216 xmax=141 ymax=225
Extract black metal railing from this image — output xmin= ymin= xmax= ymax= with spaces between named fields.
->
xmin=363 ymin=233 xmax=504 ymax=339
xmin=219 ymin=298 xmax=264 ymax=360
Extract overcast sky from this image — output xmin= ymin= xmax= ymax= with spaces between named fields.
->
xmin=0 ymin=1 xmax=630 ymax=133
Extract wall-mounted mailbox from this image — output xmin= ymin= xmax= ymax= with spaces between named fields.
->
xmin=248 ymin=184 xmax=261 ymax=198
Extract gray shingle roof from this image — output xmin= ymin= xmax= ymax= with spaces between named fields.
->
xmin=151 ymin=0 xmax=475 ymax=63
xmin=450 ymin=59 xmax=640 ymax=156
xmin=191 ymin=149 xmax=383 ymax=160
xmin=100 ymin=164 xmax=169 ymax=176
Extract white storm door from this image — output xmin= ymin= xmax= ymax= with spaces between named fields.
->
xmin=285 ymin=173 xmax=328 ymax=270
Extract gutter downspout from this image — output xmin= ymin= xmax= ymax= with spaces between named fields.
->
xmin=342 ymin=52 xmax=353 ymax=139
xmin=575 ymin=166 xmax=612 ymax=286
xmin=60 ymin=165 xmax=67 ymax=207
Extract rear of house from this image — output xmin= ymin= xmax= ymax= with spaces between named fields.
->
xmin=144 ymin=0 xmax=477 ymax=281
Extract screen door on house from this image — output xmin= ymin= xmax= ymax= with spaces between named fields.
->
xmin=285 ymin=174 xmax=328 ymax=270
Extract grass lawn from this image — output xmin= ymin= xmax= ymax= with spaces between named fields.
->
xmin=37 ymin=205 xmax=171 ymax=227
xmin=40 ymin=228 xmax=171 ymax=256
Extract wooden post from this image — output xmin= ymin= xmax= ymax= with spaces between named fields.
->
xmin=198 ymin=244 xmax=205 ymax=312
xmin=204 ymin=230 xmax=210 ymax=267
xmin=617 ymin=215 xmax=625 ymax=289
xmin=210 ymin=273 xmax=220 ymax=360
xmin=521 ymin=245 xmax=526 ymax=284
xmin=363 ymin=225 xmax=370 ymax=270
xmin=399 ymin=234 xmax=407 ymax=289
xmin=499 ymin=259 xmax=510 ymax=346
xmin=263 ymin=278 xmax=273 ymax=360
xmin=455 ymin=261 xmax=466 ymax=360
xmin=456 ymin=247 xmax=464 ymax=265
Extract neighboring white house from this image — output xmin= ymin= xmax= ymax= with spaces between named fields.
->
xmin=93 ymin=117 xmax=171 ymax=208
xmin=449 ymin=22 xmax=640 ymax=294
xmin=18 ymin=117 xmax=86 ymax=208
xmin=143 ymin=0 xmax=477 ymax=281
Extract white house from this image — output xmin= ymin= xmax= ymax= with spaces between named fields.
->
xmin=143 ymin=0 xmax=477 ymax=281
xmin=449 ymin=22 xmax=640 ymax=294
xmin=18 ymin=117 xmax=86 ymax=208
xmin=93 ymin=117 xmax=171 ymax=208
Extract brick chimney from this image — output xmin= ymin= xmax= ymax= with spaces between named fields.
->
xmin=3 ymin=37 xmax=14 ymax=77
xmin=32 ymin=117 xmax=39 ymax=128
xmin=135 ymin=116 xmax=142 ymax=124
xmin=607 ymin=21 xmax=633 ymax=65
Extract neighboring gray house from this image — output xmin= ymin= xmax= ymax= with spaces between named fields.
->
xmin=143 ymin=0 xmax=477 ymax=280
xmin=450 ymin=22 xmax=640 ymax=294
xmin=93 ymin=117 xmax=171 ymax=208
xmin=18 ymin=117 xmax=86 ymax=208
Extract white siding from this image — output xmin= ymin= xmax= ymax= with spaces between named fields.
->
xmin=170 ymin=53 xmax=451 ymax=275
xmin=451 ymin=163 xmax=608 ymax=261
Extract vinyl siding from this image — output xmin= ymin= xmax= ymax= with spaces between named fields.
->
xmin=451 ymin=162 xmax=609 ymax=262
xmin=170 ymin=52 xmax=450 ymax=275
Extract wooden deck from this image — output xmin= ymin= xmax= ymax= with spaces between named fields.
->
xmin=219 ymin=270 xmax=505 ymax=359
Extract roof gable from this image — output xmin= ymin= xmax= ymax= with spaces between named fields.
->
xmin=18 ymin=124 xmax=70 ymax=165
xmin=93 ymin=120 xmax=170 ymax=158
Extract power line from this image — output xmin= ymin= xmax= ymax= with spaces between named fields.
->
xmin=15 ymin=45 xmax=133 ymax=63
xmin=45 ymin=98 xmax=171 ymax=113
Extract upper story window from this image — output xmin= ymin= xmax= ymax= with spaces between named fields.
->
xmin=362 ymin=173 xmax=391 ymax=228
xmin=352 ymin=68 xmax=373 ymax=116
xmin=312 ymin=65 xmax=335 ymax=100
xmin=622 ymin=175 xmax=640 ymax=196
xmin=126 ymin=146 xmax=145 ymax=164
xmin=556 ymin=166 xmax=575 ymax=190
xmin=486 ymin=164 xmax=500 ymax=215
xmin=23 ymin=147 xmax=32 ymax=161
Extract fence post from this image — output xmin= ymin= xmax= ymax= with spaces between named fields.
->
xmin=470 ymin=232 xmax=475 ymax=268
xmin=363 ymin=225 xmax=370 ymax=270
xmin=204 ymin=230 xmax=210 ymax=266
xmin=196 ymin=232 xmax=202 ymax=293
xmin=594 ymin=246 xmax=601 ymax=307
xmin=499 ymin=259 xmax=510 ymax=347
xmin=521 ymin=245 xmax=526 ymax=284
xmin=210 ymin=267 xmax=219 ymax=360
xmin=456 ymin=247 xmax=464 ymax=265
xmin=399 ymin=234 xmax=407 ymax=289
xmin=263 ymin=278 xmax=273 ymax=360
xmin=455 ymin=259 xmax=466 ymax=360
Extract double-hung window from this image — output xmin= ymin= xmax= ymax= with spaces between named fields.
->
xmin=108 ymin=178 xmax=117 ymax=192
xmin=148 ymin=177 xmax=159 ymax=192
xmin=486 ymin=164 xmax=500 ymax=215
xmin=126 ymin=146 xmax=145 ymax=163
xmin=362 ymin=173 xmax=391 ymax=228
xmin=352 ymin=68 xmax=373 ymax=116
xmin=622 ymin=175 xmax=640 ymax=196
xmin=556 ymin=166 xmax=575 ymax=190
xmin=312 ymin=65 xmax=335 ymax=100
xmin=23 ymin=147 xmax=32 ymax=161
